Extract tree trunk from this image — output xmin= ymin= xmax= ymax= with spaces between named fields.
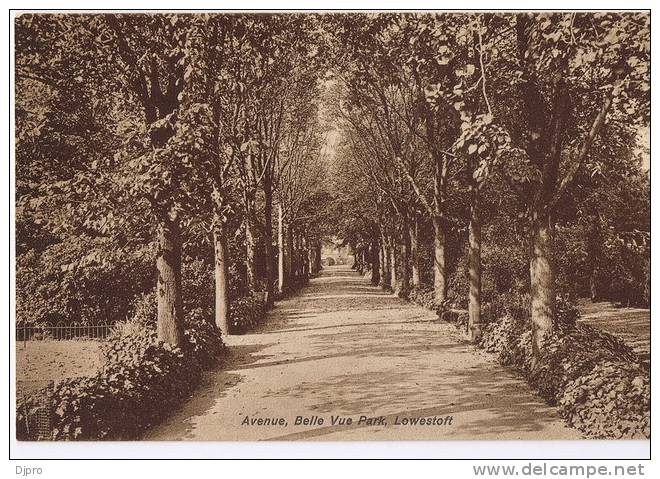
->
xmin=390 ymin=240 xmax=397 ymax=289
xmin=530 ymin=210 xmax=556 ymax=362
xmin=308 ymin=237 xmax=315 ymax=276
xmin=371 ymin=239 xmax=380 ymax=285
xmin=314 ymin=241 xmax=322 ymax=273
xmin=410 ymin=214 xmax=421 ymax=288
xmin=278 ymin=205 xmax=286 ymax=294
xmin=294 ymin=230 xmax=302 ymax=278
xmin=291 ymin=229 xmax=297 ymax=279
xmin=301 ymin=232 xmax=309 ymax=279
xmin=213 ymin=216 xmax=230 ymax=336
xmin=432 ymin=216 xmax=447 ymax=304
xmin=588 ymin=218 xmax=603 ymax=302
xmin=263 ymin=177 xmax=274 ymax=306
xmin=468 ymin=188 xmax=482 ymax=341
xmin=590 ymin=272 xmax=600 ymax=302
xmin=286 ymin=225 xmax=293 ymax=283
xmin=398 ymin=217 xmax=410 ymax=295
xmin=156 ymin=217 xmax=184 ymax=346
xmin=380 ymin=232 xmax=389 ymax=287
xmin=244 ymin=192 xmax=258 ymax=292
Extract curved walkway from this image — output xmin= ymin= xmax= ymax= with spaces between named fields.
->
xmin=146 ymin=266 xmax=580 ymax=441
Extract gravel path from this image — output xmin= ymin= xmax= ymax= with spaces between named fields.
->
xmin=146 ymin=266 xmax=580 ymax=441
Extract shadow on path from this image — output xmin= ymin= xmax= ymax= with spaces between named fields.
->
xmin=146 ymin=265 xmax=581 ymax=441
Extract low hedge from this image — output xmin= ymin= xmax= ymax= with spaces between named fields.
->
xmin=408 ymin=286 xmax=436 ymax=310
xmin=408 ymin=285 xmax=451 ymax=315
xmin=479 ymin=314 xmax=533 ymax=370
xmin=408 ymin=286 xmax=468 ymax=334
xmin=559 ymin=360 xmax=650 ymax=438
xmin=229 ymin=295 xmax=265 ymax=334
xmin=475 ymin=297 xmax=649 ymax=439
xmin=407 ymin=287 xmax=649 ymax=439
xmin=17 ymin=312 xmax=225 ymax=440
xmin=528 ymin=324 xmax=638 ymax=402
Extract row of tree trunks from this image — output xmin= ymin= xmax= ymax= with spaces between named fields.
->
xmin=276 ymin=208 xmax=320 ymax=294
xmin=398 ymin=215 xmax=410 ymax=296
xmin=390 ymin=241 xmax=397 ymax=288
xmin=371 ymin=207 xmax=483 ymax=343
xmin=244 ymin=190 xmax=258 ymax=293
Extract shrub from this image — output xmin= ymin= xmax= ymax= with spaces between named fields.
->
xmin=185 ymin=308 xmax=226 ymax=368
xmin=16 ymin=241 xmax=154 ymax=327
xmin=446 ymin=260 xmax=469 ymax=309
xmin=229 ymin=295 xmax=265 ymax=334
xmin=482 ymin=224 xmax=528 ymax=297
xmin=408 ymin=285 xmax=437 ymax=311
xmin=555 ymin=295 xmax=581 ymax=332
xmin=529 ymin=324 xmax=637 ymax=403
xmin=182 ymin=257 xmax=214 ymax=317
xmin=408 ymin=285 xmax=470 ymax=334
xmin=441 ymin=309 xmax=469 ymax=333
xmin=128 ymin=291 xmax=157 ymax=325
xmin=559 ymin=361 xmax=650 ymax=439
xmin=479 ymin=314 xmax=531 ymax=369
xmin=17 ymin=310 xmax=225 ymax=441
xmin=472 ymin=293 xmax=649 ymax=439
xmin=482 ymin=291 xmax=530 ymax=326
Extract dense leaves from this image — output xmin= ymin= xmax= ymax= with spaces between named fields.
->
xmin=16 ymin=311 xmax=225 ymax=440
xmin=15 ymin=12 xmax=650 ymax=441
xmin=229 ymin=296 xmax=266 ymax=334
xmin=474 ymin=305 xmax=649 ymax=439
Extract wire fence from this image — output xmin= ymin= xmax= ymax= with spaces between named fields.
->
xmin=16 ymin=321 xmax=113 ymax=343
xmin=15 ymin=322 xmax=114 ymax=440
xmin=16 ymin=380 xmax=54 ymax=441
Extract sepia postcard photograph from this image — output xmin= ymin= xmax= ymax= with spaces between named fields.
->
xmin=8 ymin=4 xmax=652 ymax=464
